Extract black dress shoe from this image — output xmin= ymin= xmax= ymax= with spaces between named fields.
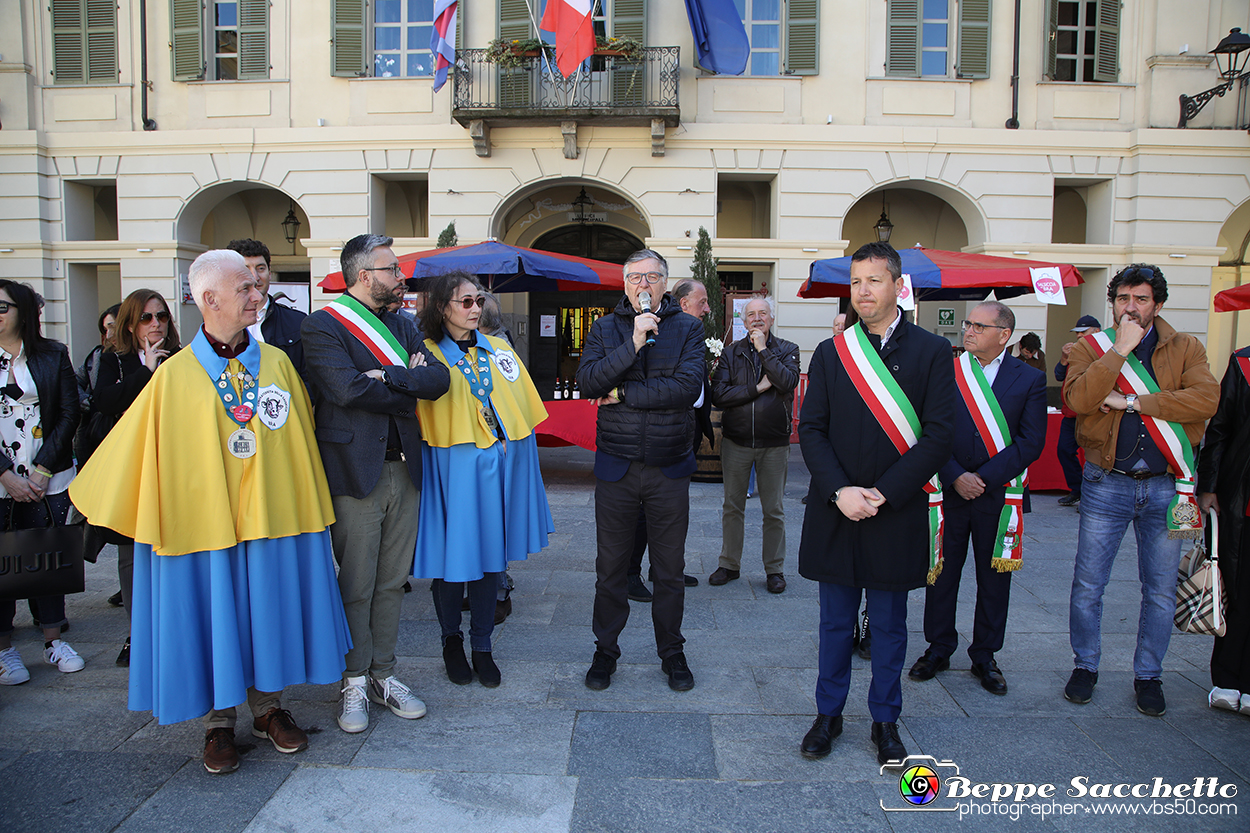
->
xmin=661 ymin=652 xmax=695 ymax=691
xmin=585 ymin=650 xmax=616 ymax=690
xmin=627 ymin=574 xmax=653 ymax=602
xmin=871 ymin=722 xmax=908 ymax=767
xmin=970 ymin=659 xmax=1008 ymax=695
xmin=442 ymin=634 xmax=473 ymax=685
xmin=684 ymin=574 xmax=698 ymax=587
xmin=494 ymin=596 xmax=512 ymax=625
xmin=908 ymin=649 xmax=950 ymax=681
xmin=708 ymin=567 xmax=740 ymax=586
xmin=766 ymin=573 xmax=787 ymax=594
xmin=800 ymin=714 xmax=842 ymax=759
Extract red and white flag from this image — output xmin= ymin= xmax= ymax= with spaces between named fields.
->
xmin=540 ymin=0 xmax=596 ymax=77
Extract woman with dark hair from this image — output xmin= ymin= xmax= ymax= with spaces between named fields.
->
xmin=0 ymin=280 xmax=84 ymax=685
xmin=414 ymin=271 xmax=553 ymax=687
xmin=75 ymin=302 xmax=121 ymax=465
xmin=92 ymin=288 xmax=181 ymax=666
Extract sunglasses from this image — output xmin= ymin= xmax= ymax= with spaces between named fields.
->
xmin=138 ymin=310 xmax=170 ymax=324
xmin=0 ymin=301 xmax=12 ymax=314
xmin=454 ymin=296 xmax=486 ymax=309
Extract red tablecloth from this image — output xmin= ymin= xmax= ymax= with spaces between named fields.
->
xmin=1030 ymin=412 xmax=1078 ymax=492
xmin=535 ymin=399 xmax=598 ymax=450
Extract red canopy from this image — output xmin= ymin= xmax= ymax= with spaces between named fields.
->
xmin=1214 ymin=284 xmax=1250 ymax=312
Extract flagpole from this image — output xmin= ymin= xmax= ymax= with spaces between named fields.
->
xmin=524 ymin=0 xmax=562 ymax=97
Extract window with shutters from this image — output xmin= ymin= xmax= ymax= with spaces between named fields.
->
xmin=886 ymin=0 xmax=990 ymax=79
xmin=728 ymin=0 xmax=819 ymax=76
xmin=170 ymin=0 xmax=269 ymax=81
xmin=50 ymin=0 xmax=118 ymax=85
xmin=1046 ymin=0 xmax=1118 ymax=82
xmin=332 ymin=0 xmax=446 ymax=78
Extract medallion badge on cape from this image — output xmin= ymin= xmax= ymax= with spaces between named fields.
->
xmin=492 ymin=350 xmax=521 ymax=383
xmin=256 ymin=384 xmax=291 ymax=431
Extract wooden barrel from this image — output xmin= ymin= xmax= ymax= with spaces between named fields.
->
xmin=691 ymin=407 xmax=723 ymax=484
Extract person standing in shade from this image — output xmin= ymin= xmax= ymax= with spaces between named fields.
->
xmin=709 ymin=297 xmax=800 ymax=594
xmin=909 ymin=301 xmax=1046 ymax=695
xmin=576 ymin=250 xmax=706 ymax=693
xmin=1054 ymin=315 xmax=1102 ymax=507
xmin=1062 ymin=264 xmax=1218 ymax=716
xmin=301 ymin=234 xmax=450 ymax=733
xmin=796 ymin=242 xmax=954 ymax=767
xmin=227 ymin=238 xmax=307 ymax=376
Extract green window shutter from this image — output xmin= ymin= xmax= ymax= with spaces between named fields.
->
xmin=1045 ymin=0 xmax=1058 ymax=80
xmin=51 ymin=0 xmax=85 ymax=85
xmin=86 ymin=0 xmax=118 ymax=83
xmin=237 ymin=0 xmax=269 ymax=79
xmin=1092 ymin=0 xmax=1119 ymax=82
xmin=785 ymin=0 xmax=818 ymax=76
xmin=957 ymin=0 xmax=990 ymax=78
xmin=331 ymin=0 xmax=366 ymax=77
xmin=499 ymin=0 xmax=534 ymax=40
xmin=611 ymin=0 xmax=644 ymax=42
xmin=611 ymin=0 xmax=646 ymax=104
xmin=886 ymin=0 xmax=921 ymax=77
xmin=171 ymin=0 xmax=204 ymax=81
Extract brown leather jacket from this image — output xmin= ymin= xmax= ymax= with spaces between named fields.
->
xmin=1063 ymin=316 xmax=1219 ymax=471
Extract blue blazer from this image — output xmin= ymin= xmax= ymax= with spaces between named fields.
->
xmin=301 ymin=306 xmax=450 ymax=499
xmin=939 ymin=352 xmax=1047 ymax=515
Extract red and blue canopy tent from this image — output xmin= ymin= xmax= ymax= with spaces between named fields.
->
xmin=1214 ymin=284 xmax=1250 ymax=312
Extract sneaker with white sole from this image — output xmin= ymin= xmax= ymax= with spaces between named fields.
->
xmin=0 ymin=647 xmax=30 ymax=685
xmin=44 ymin=639 xmax=84 ymax=673
xmin=338 ymin=675 xmax=369 ymax=733
xmin=1241 ymin=693 xmax=1250 ymax=714
xmin=368 ymin=675 xmax=427 ymax=719
xmin=1209 ymin=686 xmax=1241 ymax=712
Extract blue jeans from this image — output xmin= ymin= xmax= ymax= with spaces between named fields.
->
xmin=1069 ymin=463 xmax=1182 ymax=680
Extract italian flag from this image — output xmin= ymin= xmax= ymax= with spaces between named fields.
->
xmin=540 ymin=0 xmax=596 ymax=77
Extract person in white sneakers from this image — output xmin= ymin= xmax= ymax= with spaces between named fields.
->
xmin=0 ymin=279 xmax=84 ymax=684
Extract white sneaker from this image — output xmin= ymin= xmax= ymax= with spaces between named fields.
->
xmin=1241 ymin=693 xmax=1250 ymax=714
xmin=1210 ymin=686 xmax=1241 ymax=712
xmin=368 ymin=674 xmax=427 ymax=719
xmin=338 ymin=675 xmax=369 ymax=733
xmin=0 ymin=647 xmax=30 ymax=685
xmin=44 ymin=639 xmax=85 ymax=673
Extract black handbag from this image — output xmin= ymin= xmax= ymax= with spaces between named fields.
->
xmin=0 ymin=498 xmax=87 ymax=601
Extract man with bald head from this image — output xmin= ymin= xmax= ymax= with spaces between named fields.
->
xmin=710 ymin=297 xmax=800 ymax=593
xmin=71 ymin=249 xmax=351 ymax=774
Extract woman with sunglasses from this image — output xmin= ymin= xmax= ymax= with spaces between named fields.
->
xmin=0 ymin=280 xmax=84 ymax=685
xmin=414 ymin=271 xmax=553 ymax=687
xmin=91 ymin=288 xmax=182 ymax=667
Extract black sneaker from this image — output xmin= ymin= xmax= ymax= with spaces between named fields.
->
xmin=1064 ymin=668 xmax=1098 ymax=704
xmin=1058 ymin=492 xmax=1080 ymax=507
xmin=585 ymin=651 xmax=616 ymax=690
xmin=661 ymin=652 xmax=695 ymax=692
xmin=1134 ymin=678 xmax=1166 ymax=716
xmin=116 ymin=637 xmax=130 ymax=667
xmin=107 ymin=591 xmax=124 ymax=607
xmin=627 ymin=574 xmax=653 ymax=603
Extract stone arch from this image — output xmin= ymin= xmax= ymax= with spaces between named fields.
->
xmin=175 ymin=181 xmax=310 ymax=258
xmin=493 ymin=178 xmax=651 ymax=257
xmin=840 ymin=179 xmax=987 ymax=251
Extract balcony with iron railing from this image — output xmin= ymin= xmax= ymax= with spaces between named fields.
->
xmin=452 ymin=47 xmax=680 ymax=157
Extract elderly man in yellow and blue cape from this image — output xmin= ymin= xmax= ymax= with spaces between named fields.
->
xmin=69 ymin=250 xmax=350 ymax=775
xmin=412 ymin=271 xmax=553 ymax=688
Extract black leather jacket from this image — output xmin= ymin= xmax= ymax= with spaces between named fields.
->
xmin=710 ymin=331 xmax=801 ymax=448
xmin=576 ymin=294 xmax=706 ymax=467
xmin=1 ymin=342 xmax=80 ymax=477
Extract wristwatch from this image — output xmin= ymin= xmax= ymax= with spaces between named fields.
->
xmin=1124 ymin=394 xmax=1138 ymax=413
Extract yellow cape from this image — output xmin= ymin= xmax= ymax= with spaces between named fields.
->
xmin=416 ymin=334 xmax=548 ymax=449
xmin=69 ymin=344 xmax=335 ymax=556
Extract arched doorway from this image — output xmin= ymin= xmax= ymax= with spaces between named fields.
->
xmin=533 ymin=224 xmax=643 ymax=262
xmin=1210 ymin=199 xmax=1250 ymax=374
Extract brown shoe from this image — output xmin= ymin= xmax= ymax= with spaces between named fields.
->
xmin=252 ymin=707 xmax=309 ymax=754
xmin=766 ymin=573 xmax=786 ymax=594
xmin=708 ymin=567 xmax=740 ymax=586
xmin=203 ymin=728 xmax=239 ymax=774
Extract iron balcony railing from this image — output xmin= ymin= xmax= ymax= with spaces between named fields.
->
xmin=452 ymin=47 xmax=680 ymax=124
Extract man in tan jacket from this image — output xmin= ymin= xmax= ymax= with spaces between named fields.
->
xmin=1061 ymin=264 xmax=1218 ymax=717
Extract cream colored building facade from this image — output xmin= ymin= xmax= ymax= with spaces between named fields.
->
xmin=2 ymin=0 xmax=1249 ymax=381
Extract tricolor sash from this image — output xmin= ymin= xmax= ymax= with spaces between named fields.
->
xmin=953 ymin=352 xmax=1026 ymax=572
xmin=1239 ymin=355 xmax=1250 ymax=388
xmin=1088 ymin=330 xmax=1202 ymax=538
xmin=834 ymin=323 xmax=944 ymax=584
xmin=325 ymin=294 xmax=410 ymax=367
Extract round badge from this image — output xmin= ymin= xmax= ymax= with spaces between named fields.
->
xmin=231 ymin=404 xmax=254 ymax=423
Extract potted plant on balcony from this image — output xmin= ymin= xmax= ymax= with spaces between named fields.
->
xmin=594 ymin=35 xmax=644 ymax=62
xmin=485 ymin=37 xmax=551 ymax=69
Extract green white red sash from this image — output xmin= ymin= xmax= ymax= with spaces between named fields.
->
xmin=325 ymin=294 xmax=409 ymax=367
xmin=834 ymin=323 xmax=944 ymax=584
xmin=1087 ymin=330 xmax=1202 ymax=539
xmin=953 ymin=352 xmax=1026 ymax=572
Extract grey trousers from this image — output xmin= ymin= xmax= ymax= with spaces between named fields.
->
xmin=331 ymin=461 xmax=420 ymax=681
xmin=204 ymin=688 xmax=281 ymax=731
xmin=718 ymin=437 xmax=788 ymax=575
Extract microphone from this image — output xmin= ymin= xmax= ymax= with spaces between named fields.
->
xmin=638 ymin=291 xmax=657 ymax=347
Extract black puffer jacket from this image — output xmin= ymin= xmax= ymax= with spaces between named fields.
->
xmin=576 ymin=294 xmax=706 ymax=467
xmin=710 ymin=331 xmax=801 ymax=448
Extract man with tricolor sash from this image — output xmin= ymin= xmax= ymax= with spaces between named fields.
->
xmin=302 ymin=234 xmax=450 ymax=734
xmin=1063 ymin=264 xmax=1218 ymax=716
xmin=797 ymin=242 xmax=955 ymax=767
xmin=909 ymin=301 xmax=1046 ymax=696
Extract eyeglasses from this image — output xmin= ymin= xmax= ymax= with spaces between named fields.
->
xmin=138 ymin=310 xmax=170 ymax=324
xmin=0 ymin=302 xmax=11 ymax=314
xmin=363 ymin=264 xmax=404 ymax=278
xmin=454 ymin=296 xmax=486 ymax=309
xmin=625 ymin=271 xmax=665 ymax=285
xmin=961 ymin=320 xmax=1008 ymax=335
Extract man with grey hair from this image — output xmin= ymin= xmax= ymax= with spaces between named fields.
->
xmin=302 ymin=234 xmax=450 ymax=734
xmin=710 ymin=296 xmax=800 ymax=593
xmin=71 ymin=249 xmax=351 ymax=774
xmin=909 ymin=300 xmax=1046 ymax=695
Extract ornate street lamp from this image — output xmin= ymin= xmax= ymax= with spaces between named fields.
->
xmin=873 ymin=192 xmax=894 ymax=244
xmin=281 ymin=202 xmax=302 ymax=253
xmin=571 ymin=187 xmax=593 ymax=225
xmin=1179 ymin=28 xmax=1250 ymax=128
